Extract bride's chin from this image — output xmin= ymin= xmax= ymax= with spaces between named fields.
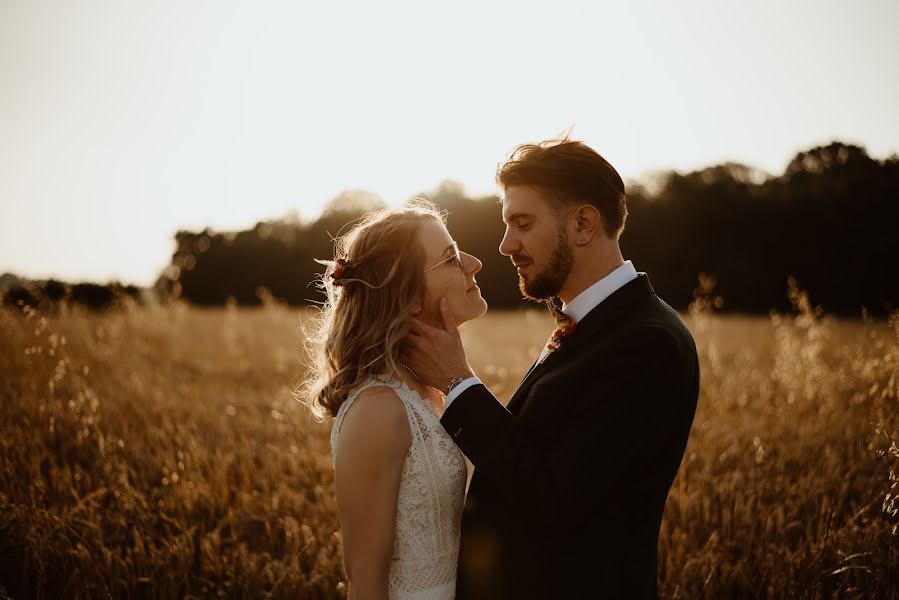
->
xmin=475 ymin=299 xmax=488 ymax=319
xmin=455 ymin=305 xmax=486 ymax=325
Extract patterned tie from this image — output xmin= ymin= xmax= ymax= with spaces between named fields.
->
xmin=539 ymin=300 xmax=576 ymax=362
xmin=549 ymin=302 xmax=571 ymax=328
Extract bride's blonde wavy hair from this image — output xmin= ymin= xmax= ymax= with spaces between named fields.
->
xmin=297 ymin=199 xmax=445 ymax=421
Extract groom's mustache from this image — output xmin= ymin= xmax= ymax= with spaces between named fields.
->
xmin=511 ymin=254 xmax=533 ymax=267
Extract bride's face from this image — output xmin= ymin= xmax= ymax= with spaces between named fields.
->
xmin=418 ymin=219 xmax=488 ymax=327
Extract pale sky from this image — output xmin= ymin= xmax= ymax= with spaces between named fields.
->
xmin=1 ymin=0 xmax=897 ymax=286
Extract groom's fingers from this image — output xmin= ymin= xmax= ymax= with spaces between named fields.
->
xmin=401 ymin=336 xmax=418 ymax=353
xmin=400 ymin=337 xmax=421 ymax=360
xmin=407 ymin=318 xmax=426 ymax=336
xmin=438 ymin=297 xmax=458 ymax=334
xmin=398 ymin=347 xmax=412 ymax=364
xmin=409 ymin=315 xmax=446 ymax=339
xmin=408 ymin=317 xmax=440 ymax=339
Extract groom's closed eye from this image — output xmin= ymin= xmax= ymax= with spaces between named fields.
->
xmin=503 ymin=213 xmax=535 ymax=230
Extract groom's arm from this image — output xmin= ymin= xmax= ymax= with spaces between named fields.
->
xmin=441 ymin=325 xmax=697 ymax=533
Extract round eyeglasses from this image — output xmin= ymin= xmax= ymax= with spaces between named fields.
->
xmin=424 ymin=241 xmax=464 ymax=273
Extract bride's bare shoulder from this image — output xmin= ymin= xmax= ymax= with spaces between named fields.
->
xmin=337 ymin=385 xmax=412 ymax=459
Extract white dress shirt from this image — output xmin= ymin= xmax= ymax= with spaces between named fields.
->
xmin=444 ymin=260 xmax=639 ymax=409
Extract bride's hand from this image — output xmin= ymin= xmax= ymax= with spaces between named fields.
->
xmin=401 ymin=297 xmax=475 ymax=393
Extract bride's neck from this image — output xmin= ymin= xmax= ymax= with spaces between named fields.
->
xmin=395 ymin=366 xmax=441 ymax=408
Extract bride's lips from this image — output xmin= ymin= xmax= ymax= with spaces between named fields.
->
xmin=466 ymin=283 xmax=479 ymax=293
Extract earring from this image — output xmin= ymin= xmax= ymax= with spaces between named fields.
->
xmin=576 ymin=239 xmax=588 ymax=247
xmin=414 ymin=307 xmax=422 ymax=314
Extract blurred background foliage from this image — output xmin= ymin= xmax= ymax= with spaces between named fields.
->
xmin=5 ymin=141 xmax=898 ymax=315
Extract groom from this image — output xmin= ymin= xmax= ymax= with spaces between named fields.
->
xmin=402 ymin=137 xmax=700 ymax=599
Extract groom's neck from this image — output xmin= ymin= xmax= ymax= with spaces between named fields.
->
xmin=557 ymin=241 xmax=625 ymax=305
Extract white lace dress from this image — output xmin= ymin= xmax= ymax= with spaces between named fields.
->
xmin=330 ymin=376 xmax=467 ymax=600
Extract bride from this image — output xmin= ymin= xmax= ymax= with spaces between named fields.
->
xmin=300 ymin=200 xmax=488 ymax=599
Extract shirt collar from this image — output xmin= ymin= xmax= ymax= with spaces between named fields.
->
xmin=561 ymin=260 xmax=638 ymax=323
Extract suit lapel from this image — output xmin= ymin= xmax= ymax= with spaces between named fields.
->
xmin=507 ymin=355 xmax=553 ymax=414
xmin=505 ymin=274 xmax=655 ymax=415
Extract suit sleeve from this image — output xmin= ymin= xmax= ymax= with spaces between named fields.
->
xmin=440 ymin=325 xmax=696 ymax=532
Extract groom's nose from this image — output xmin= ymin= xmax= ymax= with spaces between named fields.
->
xmin=499 ymin=228 xmax=517 ymax=256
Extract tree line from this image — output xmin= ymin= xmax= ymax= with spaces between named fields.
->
xmin=157 ymin=141 xmax=897 ymax=316
xmin=4 ymin=141 xmax=896 ymax=315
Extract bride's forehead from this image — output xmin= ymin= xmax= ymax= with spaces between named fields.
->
xmin=418 ymin=220 xmax=452 ymax=249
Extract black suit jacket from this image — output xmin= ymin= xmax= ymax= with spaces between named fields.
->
xmin=441 ymin=274 xmax=699 ymax=600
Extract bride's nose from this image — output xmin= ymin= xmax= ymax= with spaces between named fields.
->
xmin=462 ymin=252 xmax=482 ymax=275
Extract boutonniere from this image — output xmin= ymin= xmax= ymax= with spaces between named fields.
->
xmin=546 ymin=321 xmax=576 ymax=354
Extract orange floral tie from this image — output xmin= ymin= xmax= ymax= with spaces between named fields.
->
xmin=546 ymin=303 xmax=576 ymax=354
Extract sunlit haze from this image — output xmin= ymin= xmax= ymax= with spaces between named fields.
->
xmin=2 ymin=0 xmax=897 ymax=286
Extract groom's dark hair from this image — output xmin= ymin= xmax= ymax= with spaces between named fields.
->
xmin=496 ymin=136 xmax=628 ymax=239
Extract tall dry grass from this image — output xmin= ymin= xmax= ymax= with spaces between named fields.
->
xmin=656 ymin=277 xmax=898 ymax=598
xmin=1 ymin=300 xmax=342 ymax=598
xmin=0 ymin=286 xmax=896 ymax=598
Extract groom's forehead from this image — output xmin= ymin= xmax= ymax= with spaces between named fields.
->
xmin=501 ymin=185 xmax=549 ymax=220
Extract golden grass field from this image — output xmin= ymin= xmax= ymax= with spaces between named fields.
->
xmin=1 ymin=286 xmax=897 ymax=599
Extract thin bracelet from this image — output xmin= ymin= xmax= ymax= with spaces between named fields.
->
xmin=446 ymin=376 xmax=468 ymax=396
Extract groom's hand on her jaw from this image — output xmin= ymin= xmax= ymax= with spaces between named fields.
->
xmin=401 ymin=297 xmax=475 ymax=393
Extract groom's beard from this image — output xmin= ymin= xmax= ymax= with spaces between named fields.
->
xmin=518 ymin=228 xmax=575 ymax=301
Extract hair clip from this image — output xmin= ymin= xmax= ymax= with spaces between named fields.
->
xmin=331 ymin=258 xmax=349 ymax=285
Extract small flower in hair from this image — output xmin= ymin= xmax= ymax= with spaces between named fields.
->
xmin=331 ymin=258 xmax=349 ymax=284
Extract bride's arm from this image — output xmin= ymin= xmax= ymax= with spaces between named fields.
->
xmin=333 ymin=387 xmax=411 ymax=600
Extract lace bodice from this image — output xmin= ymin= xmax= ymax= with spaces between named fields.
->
xmin=330 ymin=376 xmax=467 ymax=599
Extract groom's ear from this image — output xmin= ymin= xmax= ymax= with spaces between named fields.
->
xmin=573 ymin=204 xmax=602 ymax=243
